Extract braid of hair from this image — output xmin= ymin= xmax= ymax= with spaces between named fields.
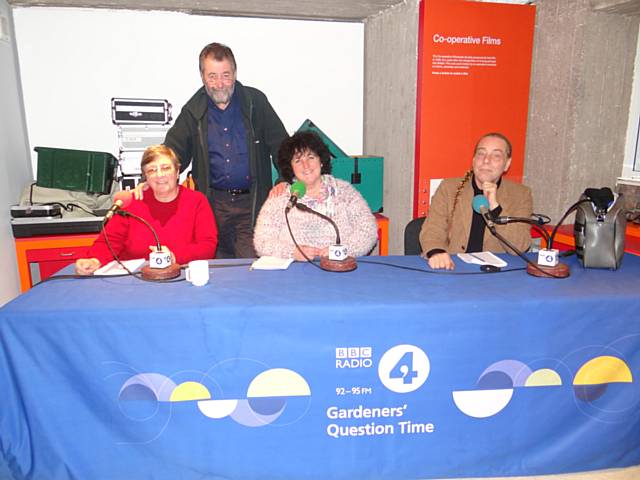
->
xmin=449 ymin=169 xmax=473 ymax=226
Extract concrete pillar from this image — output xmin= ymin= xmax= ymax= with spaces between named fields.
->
xmin=364 ymin=0 xmax=420 ymax=254
xmin=524 ymin=0 xmax=639 ymax=223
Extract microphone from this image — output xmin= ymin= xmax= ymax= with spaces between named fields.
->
xmin=100 ymin=191 xmax=181 ymax=280
xmin=471 ymin=195 xmax=495 ymax=230
xmin=471 ymin=195 xmax=569 ymax=278
xmin=115 ymin=209 xmax=180 ymax=280
xmin=105 ymin=190 xmax=133 ymax=221
xmin=293 ymin=203 xmax=356 ymax=272
xmin=285 ymin=181 xmax=307 ymax=213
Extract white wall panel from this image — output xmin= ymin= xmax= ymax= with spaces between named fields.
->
xmin=13 ymin=7 xmax=364 ymax=172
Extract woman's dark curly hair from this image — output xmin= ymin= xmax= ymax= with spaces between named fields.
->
xmin=277 ymin=131 xmax=332 ymax=183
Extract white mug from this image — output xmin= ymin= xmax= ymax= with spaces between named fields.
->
xmin=185 ymin=260 xmax=210 ymax=286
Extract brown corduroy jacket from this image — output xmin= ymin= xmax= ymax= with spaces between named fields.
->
xmin=419 ymin=176 xmax=533 ymax=255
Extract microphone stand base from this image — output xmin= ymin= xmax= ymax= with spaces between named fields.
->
xmin=141 ymin=263 xmax=181 ymax=280
xmin=526 ymin=262 xmax=570 ymax=278
xmin=320 ymin=256 xmax=357 ymax=272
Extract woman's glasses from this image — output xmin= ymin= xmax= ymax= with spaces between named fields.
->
xmin=144 ymin=164 xmax=174 ymax=177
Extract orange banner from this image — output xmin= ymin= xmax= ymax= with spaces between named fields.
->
xmin=414 ymin=0 xmax=536 ymax=217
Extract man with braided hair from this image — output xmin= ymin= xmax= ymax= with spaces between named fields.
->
xmin=419 ymin=132 xmax=532 ymax=270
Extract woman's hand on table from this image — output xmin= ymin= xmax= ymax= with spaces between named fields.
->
xmin=75 ymin=258 xmax=101 ymax=275
xmin=293 ymin=245 xmax=321 ymax=261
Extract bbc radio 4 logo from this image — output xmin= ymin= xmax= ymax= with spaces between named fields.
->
xmin=336 ymin=347 xmax=373 ymax=369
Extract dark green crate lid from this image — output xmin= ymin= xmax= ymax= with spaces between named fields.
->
xmin=35 ymin=147 xmax=117 ymax=194
xmin=296 ymin=119 xmax=348 ymax=159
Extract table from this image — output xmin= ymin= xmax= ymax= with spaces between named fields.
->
xmin=1 ymin=255 xmax=639 ymax=479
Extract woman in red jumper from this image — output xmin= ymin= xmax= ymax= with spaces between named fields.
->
xmin=75 ymin=145 xmax=218 ymax=275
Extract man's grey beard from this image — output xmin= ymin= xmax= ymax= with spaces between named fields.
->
xmin=207 ymin=83 xmax=235 ymax=106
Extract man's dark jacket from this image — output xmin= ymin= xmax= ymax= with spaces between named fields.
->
xmin=164 ymin=81 xmax=287 ymax=224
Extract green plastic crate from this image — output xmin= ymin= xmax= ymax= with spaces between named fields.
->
xmin=35 ymin=147 xmax=117 ymax=194
xmin=331 ymin=155 xmax=383 ymax=213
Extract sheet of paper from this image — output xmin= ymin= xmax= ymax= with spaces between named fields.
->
xmin=94 ymin=258 xmax=146 ymax=275
xmin=250 ymin=256 xmax=294 ymax=271
xmin=457 ymin=252 xmax=508 ymax=268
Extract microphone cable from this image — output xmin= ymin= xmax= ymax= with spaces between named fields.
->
xmin=29 ymin=217 xmax=143 ymax=288
xmin=116 ymin=211 xmax=162 ymax=252
xmin=26 ymin=182 xmax=103 ymax=217
xmin=495 ymin=214 xmax=550 ymax=225
xmin=472 ymin=195 xmax=568 ymax=279
xmin=33 ymin=259 xmax=253 ymax=288
xmin=358 ymin=258 xmax=527 ymax=275
xmin=484 ymin=223 xmax=568 ymax=279
xmin=284 ymin=202 xmax=532 ymax=275
xmin=112 ymin=210 xmax=187 ymax=283
xmin=295 ymin=203 xmax=341 ymax=244
xmin=284 ymin=205 xmax=327 ymax=272
xmin=284 ymin=203 xmax=353 ymax=272
xmin=37 ymin=256 xmax=530 ymax=287
xmin=493 ymin=216 xmax=551 ymax=249
xmin=40 ymin=210 xmax=176 ymax=286
xmin=283 ymin=194 xmax=532 ymax=276
xmin=548 ymin=198 xmax=592 ymax=249
xmin=99 ymin=210 xmax=136 ymax=277
xmin=32 ymin=199 xmax=252 ymax=288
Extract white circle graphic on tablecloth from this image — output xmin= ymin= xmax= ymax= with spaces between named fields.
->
xmin=378 ymin=344 xmax=430 ymax=393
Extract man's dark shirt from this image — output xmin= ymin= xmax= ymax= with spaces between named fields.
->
xmin=207 ymin=91 xmax=250 ymax=190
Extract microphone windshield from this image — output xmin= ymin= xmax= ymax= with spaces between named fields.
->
xmin=113 ymin=190 xmax=134 ymax=209
xmin=472 ymin=194 xmax=490 ymax=214
xmin=290 ymin=181 xmax=306 ymax=198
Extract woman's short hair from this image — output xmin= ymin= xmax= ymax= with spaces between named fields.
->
xmin=141 ymin=145 xmax=181 ymax=174
xmin=277 ymin=131 xmax=332 ymax=183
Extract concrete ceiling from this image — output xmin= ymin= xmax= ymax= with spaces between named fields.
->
xmin=10 ymin=1 xmax=640 ymax=22
xmin=6 ymin=0 xmax=409 ymax=21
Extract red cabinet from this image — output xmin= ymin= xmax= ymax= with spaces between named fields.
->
xmin=14 ymin=234 xmax=98 ymax=292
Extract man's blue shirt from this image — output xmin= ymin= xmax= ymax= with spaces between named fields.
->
xmin=207 ymin=91 xmax=250 ymax=190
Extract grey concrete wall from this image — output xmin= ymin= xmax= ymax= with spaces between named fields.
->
xmin=365 ymin=0 xmax=640 ymax=252
xmin=524 ymin=0 xmax=639 ymax=224
xmin=363 ymin=0 xmax=419 ymax=254
xmin=0 ymin=0 xmax=32 ymax=304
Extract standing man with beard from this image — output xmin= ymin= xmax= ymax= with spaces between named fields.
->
xmin=164 ymin=42 xmax=287 ymax=258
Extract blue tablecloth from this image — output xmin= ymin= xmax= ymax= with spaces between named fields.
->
xmin=1 ymin=255 xmax=639 ymax=479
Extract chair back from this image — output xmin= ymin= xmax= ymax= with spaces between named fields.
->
xmin=181 ymin=172 xmax=196 ymax=190
xmin=404 ymin=217 xmax=426 ymax=255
